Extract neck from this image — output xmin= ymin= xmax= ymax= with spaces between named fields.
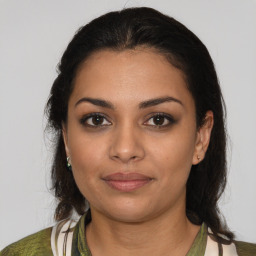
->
xmin=86 ymin=205 xmax=200 ymax=256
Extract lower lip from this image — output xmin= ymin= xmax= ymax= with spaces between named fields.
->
xmin=104 ymin=179 xmax=152 ymax=192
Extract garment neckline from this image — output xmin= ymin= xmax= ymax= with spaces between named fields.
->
xmin=73 ymin=212 xmax=207 ymax=256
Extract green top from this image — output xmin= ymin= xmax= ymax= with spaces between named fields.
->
xmin=0 ymin=227 xmax=52 ymax=255
xmin=1 ymin=214 xmax=256 ymax=256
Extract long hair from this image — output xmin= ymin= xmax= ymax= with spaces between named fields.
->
xmin=46 ymin=7 xmax=233 ymax=240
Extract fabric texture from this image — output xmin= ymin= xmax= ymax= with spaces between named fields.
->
xmin=235 ymin=241 xmax=256 ymax=256
xmin=0 ymin=227 xmax=52 ymax=255
xmin=1 ymin=212 xmax=256 ymax=256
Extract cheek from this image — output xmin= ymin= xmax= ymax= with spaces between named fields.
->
xmin=151 ymin=132 xmax=196 ymax=164
xmin=68 ymin=137 xmax=108 ymax=201
xmin=148 ymin=127 xmax=196 ymax=181
xmin=68 ymin=131 xmax=108 ymax=182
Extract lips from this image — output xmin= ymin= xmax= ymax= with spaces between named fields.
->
xmin=102 ymin=172 xmax=153 ymax=192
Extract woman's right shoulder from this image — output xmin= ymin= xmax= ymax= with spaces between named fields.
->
xmin=0 ymin=227 xmax=52 ymax=256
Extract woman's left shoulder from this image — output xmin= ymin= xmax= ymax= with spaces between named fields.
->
xmin=234 ymin=240 xmax=256 ymax=256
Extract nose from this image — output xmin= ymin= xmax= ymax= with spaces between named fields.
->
xmin=109 ymin=123 xmax=145 ymax=164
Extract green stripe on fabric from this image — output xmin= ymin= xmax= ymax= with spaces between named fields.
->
xmin=71 ymin=214 xmax=92 ymax=256
xmin=186 ymin=223 xmax=207 ymax=256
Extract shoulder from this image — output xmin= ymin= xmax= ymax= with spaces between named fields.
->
xmin=0 ymin=227 xmax=52 ymax=256
xmin=234 ymin=240 xmax=256 ymax=256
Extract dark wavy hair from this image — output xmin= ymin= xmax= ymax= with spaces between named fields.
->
xmin=46 ymin=7 xmax=233 ymax=240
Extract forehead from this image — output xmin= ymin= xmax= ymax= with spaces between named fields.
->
xmin=70 ymin=48 xmax=194 ymax=109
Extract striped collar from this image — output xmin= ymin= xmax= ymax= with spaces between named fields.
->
xmin=70 ymin=213 xmax=207 ymax=256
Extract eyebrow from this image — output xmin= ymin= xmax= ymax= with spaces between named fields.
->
xmin=75 ymin=97 xmax=114 ymax=109
xmin=75 ymin=96 xmax=183 ymax=109
xmin=139 ymin=96 xmax=183 ymax=108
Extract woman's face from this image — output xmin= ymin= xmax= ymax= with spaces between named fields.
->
xmin=63 ymin=49 xmax=212 ymax=223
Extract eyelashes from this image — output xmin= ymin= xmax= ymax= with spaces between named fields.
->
xmin=80 ymin=112 xmax=176 ymax=129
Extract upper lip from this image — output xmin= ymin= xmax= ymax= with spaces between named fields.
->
xmin=102 ymin=172 xmax=152 ymax=181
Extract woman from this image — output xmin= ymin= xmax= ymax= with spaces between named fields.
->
xmin=1 ymin=7 xmax=255 ymax=256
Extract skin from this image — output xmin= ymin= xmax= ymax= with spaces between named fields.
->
xmin=63 ymin=48 xmax=213 ymax=256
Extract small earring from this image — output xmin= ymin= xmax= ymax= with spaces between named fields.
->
xmin=197 ymin=155 xmax=201 ymax=161
xmin=67 ymin=156 xmax=72 ymax=171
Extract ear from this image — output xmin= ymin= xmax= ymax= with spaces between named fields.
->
xmin=62 ymin=123 xmax=70 ymax=158
xmin=192 ymin=111 xmax=214 ymax=165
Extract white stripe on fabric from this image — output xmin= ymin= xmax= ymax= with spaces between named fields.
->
xmin=65 ymin=220 xmax=77 ymax=256
xmin=51 ymin=219 xmax=78 ymax=256
xmin=222 ymin=243 xmax=238 ymax=256
xmin=205 ymin=228 xmax=239 ymax=256
xmin=51 ymin=222 xmax=58 ymax=256
xmin=205 ymin=235 xmax=219 ymax=256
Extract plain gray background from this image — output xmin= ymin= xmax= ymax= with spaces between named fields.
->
xmin=0 ymin=0 xmax=255 ymax=249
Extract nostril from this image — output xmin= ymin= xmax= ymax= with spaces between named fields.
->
xmin=109 ymin=135 xmax=145 ymax=163
xmin=111 ymin=154 xmax=141 ymax=163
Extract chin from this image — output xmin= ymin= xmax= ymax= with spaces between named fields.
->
xmin=107 ymin=210 xmax=151 ymax=223
xmin=94 ymin=198 xmax=155 ymax=223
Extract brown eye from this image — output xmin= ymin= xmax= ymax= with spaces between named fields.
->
xmin=153 ymin=115 xmax=165 ymax=125
xmin=91 ymin=115 xmax=104 ymax=125
xmin=80 ymin=113 xmax=111 ymax=127
xmin=144 ymin=113 xmax=175 ymax=128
